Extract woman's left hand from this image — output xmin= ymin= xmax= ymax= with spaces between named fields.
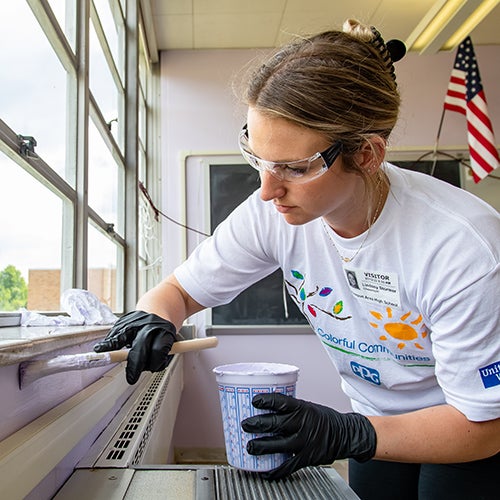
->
xmin=241 ymin=393 xmax=377 ymax=480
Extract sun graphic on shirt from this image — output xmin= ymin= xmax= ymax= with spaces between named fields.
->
xmin=368 ymin=308 xmax=428 ymax=350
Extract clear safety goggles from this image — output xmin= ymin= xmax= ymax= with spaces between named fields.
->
xmin=238 ymin=124 xmax=343 ymax=184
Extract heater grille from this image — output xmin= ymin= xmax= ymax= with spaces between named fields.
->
xmin=96 ymin=355 xmax=177 ymax=467
xmin=214 ymin=466 xmax=358 ymax=499
xmin=55 ymin=465 xmax=359 ymax=499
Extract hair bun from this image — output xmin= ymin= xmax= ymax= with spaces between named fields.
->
xmin=386 ymin=39 xmax=406 ymax=62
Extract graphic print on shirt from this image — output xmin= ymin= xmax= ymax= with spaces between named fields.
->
xmin=285 ymin=269 xmax=352 ymax=321
xmin=479 ymin=361 xmax=500 ymax=388
xmin=286 ymin=269 xmax=434 ymax=369
xmin=368 ymin=308 xmax=429 ymax=351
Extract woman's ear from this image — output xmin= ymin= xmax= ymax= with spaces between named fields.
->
xmin=353 ymin=136 xmax=387 ymax=175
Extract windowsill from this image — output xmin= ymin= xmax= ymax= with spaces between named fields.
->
xmin=0 ymin=323 xmax=197 ymax=367
xmin=0 ymin=325 xmax=111 ymax=366
xmin=0 ymin=312 xmax=22 ymax=327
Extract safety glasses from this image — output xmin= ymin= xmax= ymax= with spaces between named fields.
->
xmin=238 ymin=124 xmax=343 ymax=184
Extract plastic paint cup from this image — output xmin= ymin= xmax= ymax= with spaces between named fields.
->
xmin=213 ymin=362 xmax=299 ymax=472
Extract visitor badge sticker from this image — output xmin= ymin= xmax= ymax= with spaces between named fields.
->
xmin=344 ymin=267 xmax=401 ymax=308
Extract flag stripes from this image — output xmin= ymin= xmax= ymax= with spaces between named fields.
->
xmin=443 ymin=37 xmax=498 ymax=183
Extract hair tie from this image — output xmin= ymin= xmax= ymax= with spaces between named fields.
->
xmin=369 ymin=27 xmax=406 ymax=83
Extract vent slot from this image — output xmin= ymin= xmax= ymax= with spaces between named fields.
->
xmin=106 ymin=449 xmax=125 ymax=460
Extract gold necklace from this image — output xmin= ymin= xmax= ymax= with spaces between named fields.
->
xmin=321 ymin=179 xmax=384 ymax=264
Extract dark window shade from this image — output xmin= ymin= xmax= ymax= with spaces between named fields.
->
xmin=390 ymin=159 xmax=461 ymax=187
xmin=209 ymin=164 xmax=306 ymax=325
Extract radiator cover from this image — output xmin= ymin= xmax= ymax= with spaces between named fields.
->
xmin=214 ymin=465 xmax=358 ymax=499
xmin=55 ymin=465 xmax=359 ymax=499
xmin=77 ymin=354 xmax=182 ymax=469
xmin=55 ymin=351 xmax=359 ymax=499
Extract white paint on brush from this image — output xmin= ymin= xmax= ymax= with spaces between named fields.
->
xmin=19 ymin=352 xmax=115 ymax=389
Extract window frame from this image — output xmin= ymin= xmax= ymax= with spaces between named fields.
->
xmin=0 ymin=0 xmax=162 ymax=315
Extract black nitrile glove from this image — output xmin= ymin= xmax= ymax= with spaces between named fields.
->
xmin=94 ymin=310 xmax=177 ymax=385
xmin=241 ymin=393 xmax=377 ymax=480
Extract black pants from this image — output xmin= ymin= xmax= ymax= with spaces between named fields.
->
xmin=348 ymin=452 xmax=500 ymax=500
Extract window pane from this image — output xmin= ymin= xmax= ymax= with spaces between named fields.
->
xmin=88 ymin=223 xmax=122 ymax=312
xmin=88 ymin=120 xmax=120 ymax=229
xmin=138 ymin=146 xmax=146 ymax=184
xmin=89 ymin=20 xmax=121 ymax=138
xmin=0 ymin=153 xmax=64 ymax=312
xmin=92 ymin=0 xmax=124 ymax=80
xmin=0 ymin=2 xmax=70 ymax=182
xmin=139 ymin=196 xmax=161 ymax=295
xmin=47 ymin=0 xmax=77 ymax=50
xmin=139 ymin=89 xmax=147 ymax=147
xmin=138 ymin=256 xmax=147 ymax=297
xmin=139 ymin=45 xmax=147 ymax=87
xmin=138 ymin=44 xmax=148 ymax=150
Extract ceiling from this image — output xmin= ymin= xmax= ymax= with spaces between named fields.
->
xmin=146 ymin=0 xmax=500 ymax=55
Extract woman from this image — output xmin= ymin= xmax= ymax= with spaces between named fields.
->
xmin=94 ymin=19 xmax=500 ymax=499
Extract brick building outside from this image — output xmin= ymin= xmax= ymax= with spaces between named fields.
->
xmin=27 ymin=268 xmax=117 ymax=311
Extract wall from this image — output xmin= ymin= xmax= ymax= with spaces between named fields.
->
xmin=0 ymin=338 xmax=122 ymax=498
xmin=161 ymin=47 xmax=500 ymax=273
xmin=160 ymin=45 xmax=500 ymax=450
xmin=394 ymin=45 xmax=500 ymax=209
xmin=0 ymin=339 xmax=111 ymax=441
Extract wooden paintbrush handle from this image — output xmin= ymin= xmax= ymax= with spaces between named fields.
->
xmin=107 ymin=336 xmax=218 ymax=363
xmin=171 ymin=336 xmax=218 ymax=353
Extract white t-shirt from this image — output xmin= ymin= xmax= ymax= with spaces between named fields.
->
xmin=175 ymin=163 xmax=500 ymax=421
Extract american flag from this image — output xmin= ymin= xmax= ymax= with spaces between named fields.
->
xmin=444 ymin=37 xmax=499 ymax=183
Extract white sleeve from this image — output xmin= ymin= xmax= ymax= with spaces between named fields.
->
xmin=174 ymin=191 xmax=280 ymax=308
xmin=426 ymin=251 xmax=500 ymax=421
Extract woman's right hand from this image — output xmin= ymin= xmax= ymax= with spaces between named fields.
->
xmin=94 ymin=310 xmax=177 ymax=384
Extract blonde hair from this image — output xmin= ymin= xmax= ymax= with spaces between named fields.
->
xmin=242 ymin=19 xmax=403 ymax=207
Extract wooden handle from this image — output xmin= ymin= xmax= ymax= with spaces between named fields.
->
xmin=171 ymin=336 xmax=218 ymax=353
xmin=107 ymin=336 xmax=218 ymax=363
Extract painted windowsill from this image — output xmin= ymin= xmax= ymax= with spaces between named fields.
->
xmin=0 ymin=323 xmax=197 ymax=367
xmin=0 ymin=325 xmax=111 ymax=366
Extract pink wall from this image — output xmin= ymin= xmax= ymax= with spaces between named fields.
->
xmin=161 ymin=45 xmax=500 ymax=269
xmin=393 ymin=46 xmax=500 ymax=148
xmin=0 ymin=340 xmax=111 ymax=441
xmin=173 ymin=334 xmax=352 ymax=448
xmin=0 ymin=340 xmax=123 ymax=498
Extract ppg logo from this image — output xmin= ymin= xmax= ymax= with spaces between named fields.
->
xmin=350 ymin=361 xmax=381 ymax=386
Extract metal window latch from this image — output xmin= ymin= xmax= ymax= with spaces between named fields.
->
xmin=18 ymin=135 xmax=37 ymax=157
xmin=106 ymin=118 xmax=118 ymax=131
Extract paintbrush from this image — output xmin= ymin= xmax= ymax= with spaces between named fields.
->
xmin=18 ymin=336 xmax=218 ymax=389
